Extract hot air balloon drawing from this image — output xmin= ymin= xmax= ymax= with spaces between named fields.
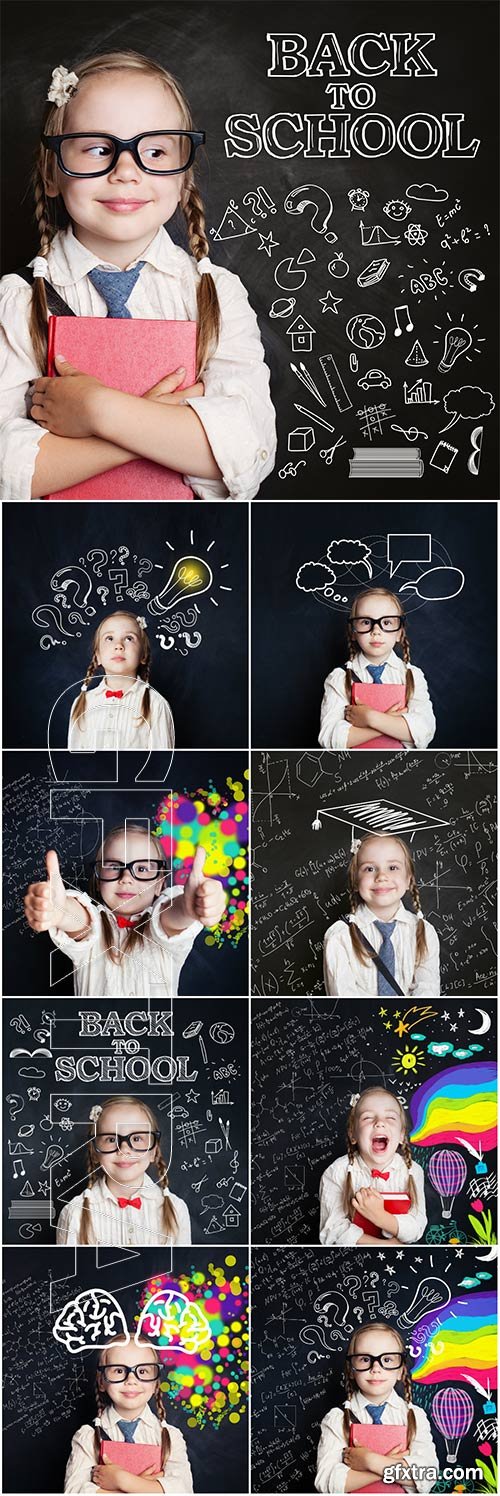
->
xmin=428 ymin=1149 xmax=467 ymax=1219
xmin=431 ymin=1387 xmax=474 ymax=1462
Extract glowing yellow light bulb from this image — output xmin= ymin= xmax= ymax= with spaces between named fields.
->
xmin=148 ymin=555 xmax=213 ymax=616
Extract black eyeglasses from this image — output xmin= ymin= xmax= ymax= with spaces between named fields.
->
xmin=94 ymin=860 xmax=167 ymax=882
xmin=98 ymin=1363 xmax=160 ymax=1383
xmin=94 ymin=1129 xmax=160 ymax=1154
xmin=347 ymin=1352 xmax=406 ymax=1371
xmin=41 ymin=130 xmax=205 ymax=177
xmin=351 ymin=616 xmax=405 ymax=634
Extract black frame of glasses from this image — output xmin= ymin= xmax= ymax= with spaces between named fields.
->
xmin=346 ymin=1352 xmax=406 ymax=1370
xmin=351 ymin=615 xmax=406 ymax=633
xmin=41 ymin=130 xmax=205 ymax=177
xmin=93 ymin=1129 xmax=161 ymax=1154
xmin=93 ymin=859 xmax=168 ymax=882
xmin=97 ymin=1363 xmax=160 ymax=1382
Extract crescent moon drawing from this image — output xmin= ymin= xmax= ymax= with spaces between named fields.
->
xmin=468 ymin=1008 xmax=491 ymax=1035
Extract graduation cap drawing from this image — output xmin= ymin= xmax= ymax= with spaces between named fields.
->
xmin=311 ymin=797 xmax=449 ymax=848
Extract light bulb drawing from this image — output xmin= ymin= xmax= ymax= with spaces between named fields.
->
xmin=438 ymin=325 xmax=472 ymax=372
xmin=397 ymin=1276 xmax=451 ymax=1329
xmin=431 ymin=1387 xmax=474 ymax=1463
xmin=148 ymin=556 xmax=214 ymax=617
xmin=428 ymin=1148 xmax=468 ymax=1219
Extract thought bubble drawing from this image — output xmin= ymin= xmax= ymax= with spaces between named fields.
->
xmin=296 ymin=562 xmax=337 ymax=593
xmin=406 ymin=183 xmax=449 ymax=203
xmin=439 ymin=386 xmax=495 ymax=433
xmin=399 ymin=567 xmax=465 ymax=602
xmin=136 ymin=1289 xmax=211 ymax=1354
xmin=53 ymin=1289 xmax=129 ymax=1354
xmin=326 ymin=539 xmax=373 ymax=577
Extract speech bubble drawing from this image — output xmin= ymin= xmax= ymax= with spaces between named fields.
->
xmin=387 ymin=533 xmax=432 ymax=578
xmin=439 ymin=386 xmax=495 ymax=433
xmin=399 ymin=566 xmax=465 ymax=602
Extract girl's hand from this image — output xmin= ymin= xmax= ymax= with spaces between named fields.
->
xmin=91 ymin=1458 xmax=124 ymax=1491
xmin=183 ymin=845 xmax=226 ymax=927
xmin=31 ymin=355 xmax=103 ymax=438
xmin=24 ymin=850 xmax=70 ymax=932
xmin=343 ymin=1445 xmax=372 ymax=1471
xmin=353 ymin=1187 xmax=388 ymax=1227
xmin=143 ymin=368 xmax=205 ymax=404
xmin=344 ymin=704 xmax=373 ymax=728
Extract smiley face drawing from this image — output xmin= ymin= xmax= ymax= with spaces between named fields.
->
xmin=383 ymin=199 xmax=412 ymax=221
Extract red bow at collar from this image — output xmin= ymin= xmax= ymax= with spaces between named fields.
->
xmin=117 ymin=1197 xmax=142 ymax=1210
xmin=106 ymin=690 xmax=123 ymax=699
xmin=371 ymin=1169 xmax=390 ymax=1180
xmin=115 ymin=915 xmax=140 ymax=929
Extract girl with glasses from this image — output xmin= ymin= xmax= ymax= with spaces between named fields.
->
xmin=23 ymin=822 xmax=226 ymax=996
xmin=56 ymin=1096 xmax=190 ymax=1247
xmin=0 ymin=51 xmax=276 ymax=500
xmin=64 ymin=1334 xmax=193 ymax=1492
xmin=323 ymin=835 xmax=440 ymax=996
xmin=68 ymin=612 xmax=174 ymax=752
xmin=315 ymin=1322 xmax=438 ymax=1493
xmin=319 ymin=588 xmax=435 ymax=750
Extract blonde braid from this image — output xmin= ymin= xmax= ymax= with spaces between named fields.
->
xmin=344 ymin=622 xmax=358 ymax=701
xmin=400 ymin=1138 xmax=418 ymax=1209
xmin=155 ymin=1147 xmax=179 ymax=1242
xmin=342 ymin=1364 xmax=357 ymax=1442
xmin=154 ymin=1384 xmax=172 ymax=1467
xmin=401 ymin=632 xmax=415 ymax=705
xmin=181 ymin=179 xmax=220 ymax=374
xmin=408 ymin=875 xmax=428 ymax=963
xmin=78 ymin=1144 xmax=98 ymax=1245
xmin=400 ymin=1364 xmax=417 ymax=1447
xmin=93 ymin=1385 xmax=107 ymax=1462
xmin=70 ymin=658 xmax=99 ymax=729
xmin=341 ymin=1123 xmax=358 ymax=1219
xmin=29 ymin=166 xmax=59 ymax=373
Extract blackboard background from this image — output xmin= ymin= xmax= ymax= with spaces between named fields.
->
xmin=2 ymin=1245 xmax=248 ymax=1494
xmin=4 ymin=996 xmax=248 ymax=1245
xmin=251 ymin=997 xmax=497 ymax=1245
xmin=3 ymin=749 xmax=248 ymax=996
xmin=251 ymin=501 xmax=497 ymax=748
xmin=3 ymin=504 xmax=248 ymax=749
xmin=251 ymin=750 xmax=497 ymax=996
xmin=251 ymin=1245 xmax=497 ymax=1493
xmin=1 ymin=1 xmax=498 ymax=499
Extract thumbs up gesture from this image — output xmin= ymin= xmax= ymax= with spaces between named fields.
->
xmin=183 ymin=845 xmax=226 ymax=928
xmin=24 ymin=850 xmax=90 ymax=936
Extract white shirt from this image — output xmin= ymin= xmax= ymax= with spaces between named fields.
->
xmin=315 ymin=1388 xmax=439 ymax=1495
xmin=56 ymin=1172 xmax=191 ymax=1247
xmin=49 ymin=885 xmax=202 ymax=997
xmin=319 ymin=1152 xmax=427 ymax=1246
xmin=323 ymin=903 xmax=440 ymax=997
xmin=0 ymin=224 xmax=277 ymax=501
xmin=318 ymin=650 xmax=436 ymax=751
xmin=64 ymin=1401 xmax=193 ymax=1494
xmin=68 ymin=677 xmax=175 ymax=752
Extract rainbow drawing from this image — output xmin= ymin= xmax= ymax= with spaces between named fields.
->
xmin=409 ymin=1063 xmax=497 ymax=1150
xmin=411 ymin=1291 xmax=497 ymax=1388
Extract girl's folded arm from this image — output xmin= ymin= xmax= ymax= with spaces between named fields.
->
xmin=91 ymin=388 xmax=222 ymax=479
xmin=31 ymin=430 xmax=137 ymax=498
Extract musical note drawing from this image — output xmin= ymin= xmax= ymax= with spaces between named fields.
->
xmin=394 ymin=304 xmax=414 ymax=337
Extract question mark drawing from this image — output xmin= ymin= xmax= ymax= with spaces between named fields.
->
xmin=32 ymin=605 xmax=72 ymax=646
xmin=7 ymin=1094 xmax=24 ymax=1121
xmin=156 ymin=633 xmax=175 ymax=651
xmin=50 ymin=566 xmax=95 ymax=616
xmin=86 ymin=549 xmax=108 ymax=576
xmin=284 ymin=184 xmax=337 ymax=243
xmin=138 ymin=558 xmax=154 ymax=578
xmin=299 ymin=1326 xmax=331 ymax=1361
xmin=97 ymin=586 xmax=109 ymax=606
xmin=118 ymin=546 xmax=130 ymax=564
xmin=242 ymin=189 xmax=268 ymax=220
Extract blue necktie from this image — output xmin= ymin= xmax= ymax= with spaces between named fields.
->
xmin=117 ymin=1418 xmax=140 ymax=1443
xmin=366 ymin=1403 xmax=387 ymax=1424
xmin=374 ymin=919 xmax=397 ymax=995
xmin=88 ymin=261 xmax=144 ymax=317
xmin=367 ymin=663 xmax=386 ymax=683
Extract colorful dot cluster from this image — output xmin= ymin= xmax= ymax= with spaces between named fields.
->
xmin=154 ymin=775 xmax=249 ymax=947
xmin=136 ymin=1258 xmax=249 ymax=1429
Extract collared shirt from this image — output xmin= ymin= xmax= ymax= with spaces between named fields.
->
xmin=0 ymin=224 xmax=276 ymax=501
xmin=68 ymin=677 xmax=174 ymax=752
xmin=318 ymin=650 xmax=436 ymax=751
xmin=49 ymin=885 xmax=202 ymax=997
xmin=315 ymin=1388 xmax=439 ymax=1495
xmin=64 ymin=1401 xmax=193 ymax=1494
xmin=319 ymin=1152 xmax=427 ymax=1246
xmin=323 ymin=903 xmax=440 ymax=996
xmin=56 ymin=1172 xmax=191 ymax=1247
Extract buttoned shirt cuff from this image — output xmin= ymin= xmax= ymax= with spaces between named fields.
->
xmin=401 ymin=709 xmax=434 ymax=749
xmin=395 ymin=1208 xmax=427 ymax=1244
xmin=49 ymin=889 xmax=100 ymax=955
xmin=184 ymin=393 xmax=276 ymax=500
xmin=318 ymin=716 xmax=351 ymax=750
xmin=151 ymin=887 xmax=203 ymax=947
xmin=316 ymin=1458 xmax=349 ymax=1493
xmin=0 ymin=418 xmax=47 ymax=500
xmin=320 ymin=1218 xmax=363 ymax=1246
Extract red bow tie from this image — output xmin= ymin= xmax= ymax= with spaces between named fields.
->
xmin=115 ymin=915 xmax=139 ymax=929
xmin=117 ymin=1197 xmax=142 ymax=1210
xmin=371 ymin=1169 xmax=390 ymax=1180
xmin=106 ymin=689 xmax=123 ymax=699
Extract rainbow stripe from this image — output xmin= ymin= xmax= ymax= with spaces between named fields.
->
xmin=409 ymin=1062 xmax=497 ymax=1149
xmin=411 ymin=1291 xmax=497 ymax=1387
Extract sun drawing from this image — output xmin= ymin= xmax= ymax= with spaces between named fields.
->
xmin=393 ymin=1044 xmax=426 ymax=1075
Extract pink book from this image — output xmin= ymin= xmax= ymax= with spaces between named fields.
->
xmin=349 ymin=1423 xmax=407 ymax=1492
xmin=353 ymin=1191 xmax=411 ymax=1238
xmin=45 ymin=316 xmax=197 ymax=500
xmin=351 ymin=682 xmax=405 ymax=750
xmin=99 ymin=1439 xmax=162 ymax=1475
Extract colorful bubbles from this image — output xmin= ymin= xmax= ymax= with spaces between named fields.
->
xmin=138 ymin=1261 xmax=248 ymax=1428
xmin=155 ymin=777 xmax=248 ymax=947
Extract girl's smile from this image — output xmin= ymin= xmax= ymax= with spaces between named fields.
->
xmin=354 ymin=1091 xmax=404 ymax=1168
xmin=356 ymin=836 xmax=410 ymax=920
